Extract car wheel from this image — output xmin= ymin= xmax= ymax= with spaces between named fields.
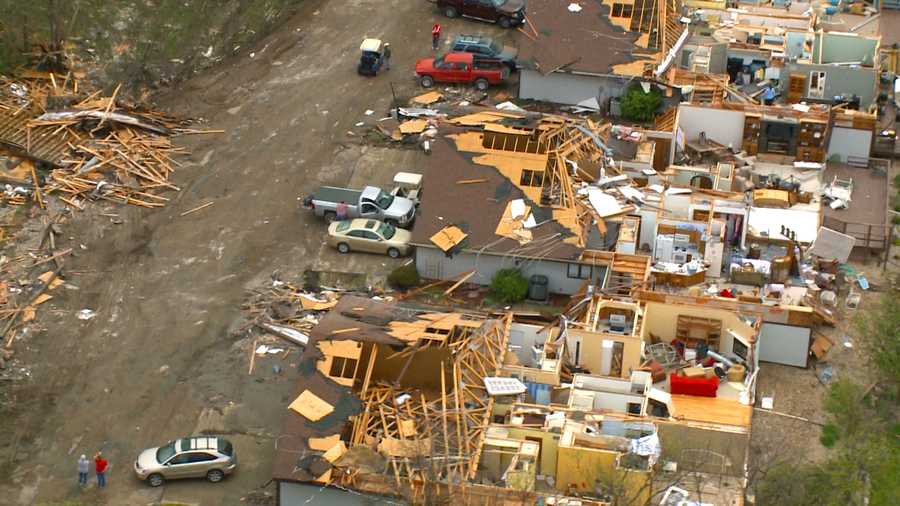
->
xmin=475 ymin=78 xmax=489 ymax=91
xmin=387 ymin=248 xmax=401 ymax=259
xmin=499 ymin=16 xmax=513 ymax=28
xmin=207 ymin=469 xmax=225 ymax=483
xmin=147 ymin=473 xmax=164 ymax=487
xmin=444 ymin=7 xmax=459 ymax=18
xmin=324 ymin=211 xmax=337 ymax=223
xmin=419 ymin=75 xmax=434 ymax=88
xmin=337 ymin=242 xmax=351 ymax=254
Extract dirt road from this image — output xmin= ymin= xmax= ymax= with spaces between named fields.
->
xmin=0 ymin=1 xmax=509 ymax=504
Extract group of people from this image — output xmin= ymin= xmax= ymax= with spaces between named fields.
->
xmin=77 ymin=453 xmax=109 ymax=489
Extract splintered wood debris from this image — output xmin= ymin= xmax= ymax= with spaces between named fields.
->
xmin=0 ymin=70 xmax=220 ymax=209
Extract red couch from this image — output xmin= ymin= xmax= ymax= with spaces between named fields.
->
xmin=669 ymin=373 xmax=719 ymax=397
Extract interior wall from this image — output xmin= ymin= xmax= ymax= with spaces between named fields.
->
xmin=677 ymin=105 xmax=745 ymax=149
xmin=506 ymin=426 xmax=560 ymax=476
xmin=370 ymin=343 xmax=451 ymax=391
xmin=661 ymin=194 xmax=692 ymax=219
xmin=827 ymin=127 xmax=873 ymax=162
xmin=566 ymin=329 xmax=643 ymax=378
xmin=509 ymin=323 xmax=548 ymax=367
xmin=641 ymin=302 xmax=754 ymax=349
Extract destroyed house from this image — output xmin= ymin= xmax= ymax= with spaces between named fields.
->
xmin=409 ymin=110 xmax=653 ymax=297
xmin=272 ymin=291 xmax=766 ymax=504
xmin=515 ymin=0 xmax=643 ymax=108
xmin=273 ymin=296 xmax=660 ymax=504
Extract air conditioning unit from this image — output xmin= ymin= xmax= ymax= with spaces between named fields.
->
xmin=609 ymin=314 xmax=627 ymax=334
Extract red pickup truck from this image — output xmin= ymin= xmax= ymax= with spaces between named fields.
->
xmin=415 ymin=52 xmax=509 ymax=91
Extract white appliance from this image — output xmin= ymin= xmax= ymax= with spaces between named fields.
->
xmin=609 ymin=314 xmax=627 ymax=334
xmin=655 ymin=236 xmax=674 ymax=262
xmin=673 ymin=234 xmax=691 ymax=248
xmin=672 ymin=251 xmax=688 ymax=264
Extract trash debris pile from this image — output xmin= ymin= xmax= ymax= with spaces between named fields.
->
xmin=1 ymin=70 xmax=214 ymax=210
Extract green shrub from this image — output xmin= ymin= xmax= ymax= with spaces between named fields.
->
xmin=820 ymin=423 xmax=840 ymax=447
xmin=489 ymin=268 xmax=528 ymax=303
xmin=387 ymin=264 xmax=420 ymax=290
xmin=620 ymin=84 xmax=663 ymax=123
xmin=893 ymin=173 xmax=900 ymax=188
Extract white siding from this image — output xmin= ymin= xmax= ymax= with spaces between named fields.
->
xmin=519 ymin=70 xmax=628 ymax=107
xmin=415 ymin=246 xmax=607 ymax=295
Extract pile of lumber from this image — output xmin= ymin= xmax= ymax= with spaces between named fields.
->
xmin=241 ymin=280 xmax=342 ymax=340
xmin=0 ymin=70 xmax=210 ymax=209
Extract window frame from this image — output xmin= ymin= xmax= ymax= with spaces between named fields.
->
xmin=567 ymin=263 xmax=593 ymax=280
xmin=519 ymin=169 xmax=544 ymax=187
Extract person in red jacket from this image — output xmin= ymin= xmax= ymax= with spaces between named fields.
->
xmin=94 ymin=453 xmax=109 ymax=488
xmin=432 ymin=23 xmax=442 ymax=51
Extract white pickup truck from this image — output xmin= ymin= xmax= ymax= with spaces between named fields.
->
xmin=302 ymin=185 xmax=416 ymax=227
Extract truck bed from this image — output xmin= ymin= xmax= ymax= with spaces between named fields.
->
xmin=313 ymin=187 xmax=361 ymax=204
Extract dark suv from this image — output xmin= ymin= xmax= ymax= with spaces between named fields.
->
xmin=438 ymin=0 xmax=526 ymax=28
xmin=451 ymin=34 xmax=518 ymax=71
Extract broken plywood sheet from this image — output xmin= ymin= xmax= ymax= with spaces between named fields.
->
xmin=430 ymin=225 xmax=468 ymax=252
xmin=587 ymin=189 xmax=623 ymax=218
xmin=399 ymin=119 xmax=428 ymax=134
xmin=495 ymin=200 xmax=533 ymax=244
xmin=289 ymin=390 xmax=334 ymax=421
xmin=387 ymin=312 xmax=483 ymax=343
xmin=377 ymin=436 xmax=432 ymax=458
xmin=808 ymin=227 xmax=856 ymax=263
xmin=298 ymin=293 xmax=338 ymax=311
xmin=449 ymin=111 xmax=524 ymax=126
xmin=322 ymin=441 xmax=348 ymax=463
xmin=411 ymin=91 xmax=443 ymax=105
xmin=308 ymin=434 xmax=342 ymax=451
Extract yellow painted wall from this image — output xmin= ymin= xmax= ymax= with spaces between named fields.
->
xmin=684 ymin=0 xmax=727 ymax=8
xmin=506 ymin=427 xmax=560 ymax=476
xmin=567 ymin=329 xmax=643 ymax=378
xmin=640 ymin=302 xmax=754 ymax=344
xmin=556 ymin=445 xmax=652 ymax=504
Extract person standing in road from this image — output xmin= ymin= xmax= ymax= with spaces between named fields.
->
xmin=432 ymin=23 xmax=442 ymax=51
xmin=336 ymin=201 xmax=349 ymax=221
xmin=77 ymin=454 xmax=89 ymax=486
xmin=94 ymin=452 xmax=109 ymax=488
xmin=383 ymin=43 xmax=392 ymax=71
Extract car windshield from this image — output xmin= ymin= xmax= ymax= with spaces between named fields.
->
xmin=335 ymin=221 xmax=351 ymax=232
xmin=156 ymin=442 xmax=177 ymax=464
xmin=218 ymin=438 xmax=234 ymax=456
xmin=377 ymin=222 xmax=396 ymax=240
xmin=375 ymin=191 xmax=394 ymax=209
xmin=492 ymin=0 xmax=508 ymax=6
xmin=433 ymin=56 xmax=445 ymax=67
xmin=490 ymin=40 xmax=502 ymax=54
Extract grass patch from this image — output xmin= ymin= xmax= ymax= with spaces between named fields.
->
xmin=820 ymin=423 xmax=840 ymax=447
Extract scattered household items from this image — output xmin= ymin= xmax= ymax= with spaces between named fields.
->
xmin=326 ymin=218 xmax=412 ymax=258
xmin=302 ymin=183 xmax=416 ymax=227
xmin=133 ymin=436 xmax=237 ymax=487
xmin=415 ymin=52 xmax=510 ymax=91
xmin=821 ymin=175 xmax=853 ymax=209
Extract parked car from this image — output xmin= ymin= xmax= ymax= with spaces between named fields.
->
xmin=327 ymin=219 xmax=412 ymax=258
xmin=438 ymin=0 xmax=526 ymax=28
xmin=451 ymin=34 xmax=518 ymax=72
xmin=302 ymin=185 xmax=416 ymax=227
xmin=134 ymin=436 xmax=237 ymax=487
xmin=415 ymin=52 xmax=509 ymax=91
